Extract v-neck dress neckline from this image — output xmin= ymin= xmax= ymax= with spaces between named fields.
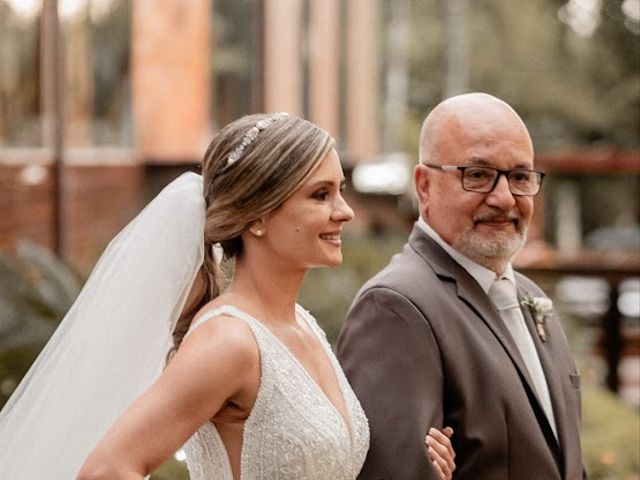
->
xmin=223 ymin=304 xmax=353 ymax=443
xmin=183 ymin=304 xmax=370 ymax=480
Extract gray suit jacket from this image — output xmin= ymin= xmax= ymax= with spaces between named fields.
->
xmin=337 ymin=226 xmax=585 ymax=479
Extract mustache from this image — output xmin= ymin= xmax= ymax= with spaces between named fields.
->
xmin=473 ymin=210 xmax=520 ymax=224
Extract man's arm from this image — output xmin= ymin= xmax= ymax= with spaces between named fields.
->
xmin=337 ymin=287 xmax=445 ymax=479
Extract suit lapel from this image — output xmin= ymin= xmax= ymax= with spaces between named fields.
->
xmin=517 ymin=284 xmax=567 ymax=465
xmin=453 ymin=269 xmax=549 ymax=419
xmin=408 ymin=226 xmax=562 ymax=459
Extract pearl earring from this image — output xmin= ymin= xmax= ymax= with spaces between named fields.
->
xmin=255 ymin=229 xmax=263 ymax=237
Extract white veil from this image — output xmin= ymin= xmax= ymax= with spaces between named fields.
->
xmin=0 ymin=172 xmax=205 ymax=479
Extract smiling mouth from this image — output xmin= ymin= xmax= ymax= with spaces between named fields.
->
xmin=477 ymin=219 xmax=515 ymax=226
xmin=319 ymin=232 xmax=341 ymax=244
xmin=474 ymin=213 xmax=519 ymax=228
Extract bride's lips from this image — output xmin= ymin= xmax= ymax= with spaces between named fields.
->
xmin=319 ymin=230 xmax=342 ymax=246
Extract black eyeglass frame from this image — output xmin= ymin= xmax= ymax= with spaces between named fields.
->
xmin=424 ymin=164 xmax=546 ymax=196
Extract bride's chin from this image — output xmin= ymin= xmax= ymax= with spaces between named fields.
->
xmin=309 ymin=256 xmax=343 ymax=268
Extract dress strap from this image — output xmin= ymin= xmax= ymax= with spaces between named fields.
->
xmin=294 ymin=305 xmax=328 ymax=344
xmin=186 ymin=304 xmax=264 ymax=338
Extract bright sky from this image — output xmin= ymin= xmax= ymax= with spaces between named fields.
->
xmin=3 ymin=0 xmax=117 ymax=23
xmin=558 ymin=0 xmax=639 ymax=36
xmin=4 ymin=0 xmax=638 ymax=34
xmin=558 ymin=0 xmax=603 ymax=37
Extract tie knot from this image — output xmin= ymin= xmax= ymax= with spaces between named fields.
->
xmin=488 ymin=278 xmax=519 ymax=311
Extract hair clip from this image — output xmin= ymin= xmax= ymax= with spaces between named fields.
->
xmin=226 ymin=112 xmax=289 ymax=166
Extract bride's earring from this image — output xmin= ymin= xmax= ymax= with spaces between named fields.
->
xmin=251 ymin=225 xmax=265 ymax=237
xmin=250 ymin=219 xmax=266 ymax=238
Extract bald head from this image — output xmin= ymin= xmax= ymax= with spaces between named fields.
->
xmin=419 ymin=93 xmax=533 ymax=165
xmin=414 ymin=93 xmax=536 ymax=273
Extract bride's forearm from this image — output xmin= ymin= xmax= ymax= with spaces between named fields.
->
xmin=76 ymin=457 xmax=146 ymax=480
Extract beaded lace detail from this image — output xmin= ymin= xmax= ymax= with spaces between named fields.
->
xmin=182 ymin=304 xmax=369 ymax=479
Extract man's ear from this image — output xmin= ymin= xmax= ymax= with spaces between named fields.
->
xmin=414 ymin=164 xmax=430 ymax=206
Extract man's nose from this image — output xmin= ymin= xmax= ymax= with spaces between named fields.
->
xmin=485 ymin=173 xmax=516 ymax=209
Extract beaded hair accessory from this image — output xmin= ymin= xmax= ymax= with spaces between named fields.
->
xmin=226 ymin=112 xmax=289 ymax=166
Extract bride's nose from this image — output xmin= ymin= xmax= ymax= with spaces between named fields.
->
xmin=332 ymin=194 xmax=354 ymax=223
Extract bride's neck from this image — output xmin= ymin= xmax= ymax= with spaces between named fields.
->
xmin=226 ymin=253 xmax=305 ymax=324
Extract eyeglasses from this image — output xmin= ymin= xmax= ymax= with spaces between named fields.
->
xmin=424 ymin=164 xmax=545 ymax=196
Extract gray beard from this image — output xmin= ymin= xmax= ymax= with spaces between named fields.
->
xmin=453 ymin=225 xmax=528 ymax=273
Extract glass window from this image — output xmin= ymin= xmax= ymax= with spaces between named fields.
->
xmin=544 ymin=174 xmax=640 ymax=251
xmin=60 ymin=0 xmax=132 ymax=147
xmin=213 ymin=0 xmax=255 ymax=128
xmin=0 ymin=0 xmax=43 ymax=147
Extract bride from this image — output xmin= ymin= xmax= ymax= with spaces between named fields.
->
xmin=0 ymin=113 xmax=455 ymax=479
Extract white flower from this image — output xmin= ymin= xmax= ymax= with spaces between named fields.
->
xmin=521 ymin=294 xmax=553 ymax=342
xmin=533 ymin=297 xmax=553 ymax=314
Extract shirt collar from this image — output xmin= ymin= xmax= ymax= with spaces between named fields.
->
xmin=416 ymin=217 xmax=515 ymax=294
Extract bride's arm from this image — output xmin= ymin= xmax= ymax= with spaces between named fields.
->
xmin=77 ymin=316 xmax=258 ymax=480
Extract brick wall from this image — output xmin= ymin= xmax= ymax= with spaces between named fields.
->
xmin=0 ymin=150 xmax=143 ymax=275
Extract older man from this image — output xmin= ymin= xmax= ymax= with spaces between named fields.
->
xmin=338 ymin=93 xmax=585 ymax=479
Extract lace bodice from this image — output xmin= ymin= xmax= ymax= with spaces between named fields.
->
xmin=182 ymin=304 xmax=369 ymax=479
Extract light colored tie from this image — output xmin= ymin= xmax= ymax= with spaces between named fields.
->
xmin=488 ymin=278 xmax=558 ymax=438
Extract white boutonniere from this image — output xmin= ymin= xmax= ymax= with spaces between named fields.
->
xmin=521 ymin=294 xmax=553 ymax=342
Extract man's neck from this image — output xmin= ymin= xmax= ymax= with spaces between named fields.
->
xmin=416 ymin=217 xmax=515 ymax=293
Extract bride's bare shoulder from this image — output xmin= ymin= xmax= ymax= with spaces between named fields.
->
xmin=155 ymin=306 xmax=260 ymax=427
xmin=173 ymin=304 xmax=255 ymax=369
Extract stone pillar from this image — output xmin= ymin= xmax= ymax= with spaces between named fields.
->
xmin=132 ymin=0 xmax=212 ymax=162
xmin=346 ymin=0 xmax=380 ymax=162
xmin=63 ymin=6 xmax=93 ymax=147
xmin=308 ymin=0 xmax=340 ymax=136
xmin=263 ymin=0 xmax=302 ymax=115
xmin=555 ymin=180 xmax=583 ymax=254
xmin=444 ymin=0 xmax=470 ymax=97
xmin=383 ymin=0 xmax=410 ymax=152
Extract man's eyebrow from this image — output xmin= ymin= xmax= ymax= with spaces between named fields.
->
xmin=463 ymin=157 xmax=490 ymax=166
xmin=463 ymin=157 xmax=533 ymax=169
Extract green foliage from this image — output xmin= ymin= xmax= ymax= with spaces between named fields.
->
xmin=0 ymin=242 xmax=81 ymax=332
xmin=299 ymin=232 xmax=406 ymax=344
xmin=582 ymin=387 xmax=640 ymax=479
xmin=0 ymin=242 xmax=81 ymax=408
xmin=0 ymin=344 xmax=41 ymax=405
xmin=150 ymin=458 xmax=190 ymax=480
xmin=403 ymin=0 xmax=640 ymax=153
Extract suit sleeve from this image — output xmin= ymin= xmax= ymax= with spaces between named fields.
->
xmin=337 ymin=287 xmax=445 ymax=480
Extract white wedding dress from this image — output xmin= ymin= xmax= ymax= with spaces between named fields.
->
xmin=182 ymin=304 xmax=369 ymax=480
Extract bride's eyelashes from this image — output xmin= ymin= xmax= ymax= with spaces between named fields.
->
xmin=312 ymin=188 xmax=331 ymax=201
xmin=310 ymin=181 xmax=346 ymax=202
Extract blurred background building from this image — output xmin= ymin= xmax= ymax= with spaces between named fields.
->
xmin=0 ymin=0 xmax=638 ymax=263
xmin=0 ymin=0 xmax=639 ymax=477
